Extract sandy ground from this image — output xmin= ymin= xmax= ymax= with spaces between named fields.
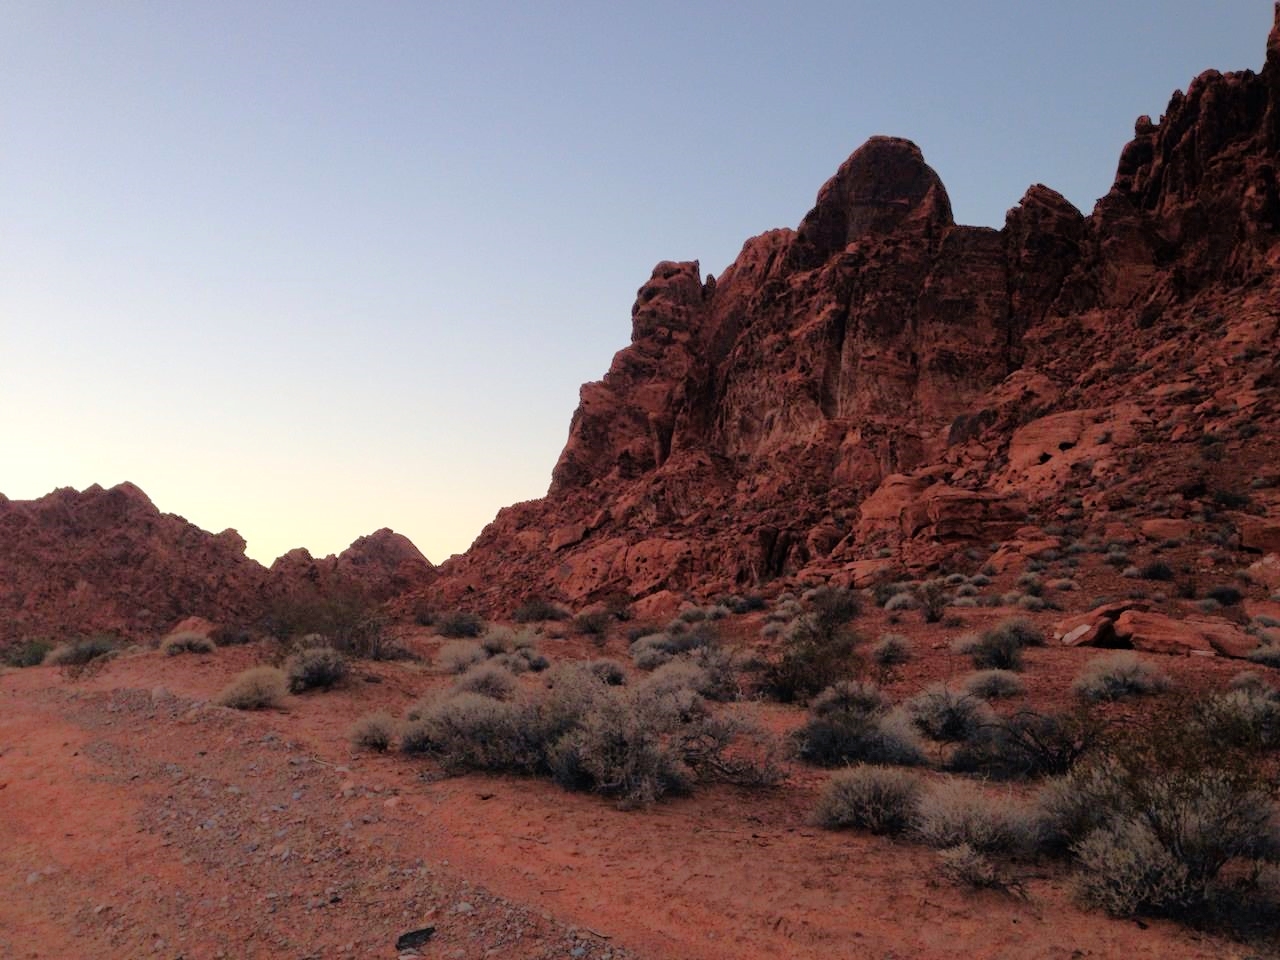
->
xmin=3 ymin=622 xmax=1266 ymax=960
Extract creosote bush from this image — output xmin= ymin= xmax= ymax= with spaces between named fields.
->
xmin=1073 ymin=652 xmax=1171 ymax=702
xmin=906 ymin=684 xmax=994 ymax=744
xmin=757 ymin=605 xmax=863 ymax=704
xmin=794 ymin=681 xmax=926 ymax=767
xmin=350 ymin=711 xmax=396 ymax=752
xmin=512 ymin=598 xmax=570 ymax=623
xmin=160 ymin=631 xmax=216 ymax=656
xmin=950 ymin=709 xmax=1102 ymax=781
xmin=437 ymin=610 xmax=485 ymax=639
xmin=216 ymin=666 xmax=287 ymax=710
xmin=5 ymin=638 xmax=53 ymax=668
xmin=1037 ymin=712 xmax=1280 ymax=920
xmin=284 ymin=646 xmax=348 ymax=692
xmin=262 ymin=586 xmax=391 ymax=659
xmin=813 ymin=766 xmax=923 ymax=835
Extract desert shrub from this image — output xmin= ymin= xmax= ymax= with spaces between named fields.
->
xmin=550 ymin=685 xmax=778 ymax=807
xmin=210 ymin=625 xmax=253 ymax=646
xmin=403 ymin=660 xmax=777 ymax=807
xmin=438 ymin=639 xmax=487 ymax=674
xmin=512 ymin=598 xmax=569 ymax=623
xmin=813 ymin=765 xmax=923 ymax=834
xmin=937 ymin=843 xmax=1009 ymax=891
xmin=349 ymin=711 xmax=395 ymax=752
xmin=884 ymin=592 xmax=919 ymax=612
xmin=969 ymin=631 xmax=1024 ymax=671
xmin=1015 ymin=572 xmax=1043 ymax=596
xmin=757 ymin=614 xmax=862 ymax=704
xmin=1073 ymin=652 xmax=1171 ymax=702
xmin=437 ymin=610 xmax=485 ymax=639
xmin=4 ymin=638 xmax=53 ymax=668
xmin=1246 ymin=645 xmax=1280 ymax=669
xmin=454 ymin=662 xmax=518 ymax=701
xmin=284 ymin=646 xmax=347 ymax=692
xmin=629 ymin=624 xmax=716 ymax=670
xmin=160 ymin=631 xmax=216 ymax=656
xmin=722 ymin=593 xmax=766 ymax=614
xmin=951 ymin=709 xmax=1102 ymax=781
xmin=216 ymin=666 xmax=287 ymax=709
xmin=917 ymin=579 xmax=950 ymax=623
xmin=1057 ymin=732 xmax=1277 ymax=918
xmin=262 ymin=587 xmax=390 ymax=658
xmin=988 ymin=617 xmax=1043 ymax=647
xmin=574 ymin=610 xmax=613 ymax=640
xmin=914 ymin=779 xmax=1036 ymax=854
xmin=807 ymin=585 xmax=862 ymax=627
xmin=676 ymin=605 xmax=708 ymax=623
xmin=491 ymin=646 xmax=550 ymax=675
xmin=794 ymin=682 xmax=926 ymax=767
xmin=479 ymin=627 xmax=515 ymax=655
xmin=400 ymin=692 xmax=540 ymax=770
xmin=44 ymin=635 xmax=117 ymax=667
xmin=1139 ymin=560 xmax=1176 ymax=582
xmin=1203 ymin=585 xmax=1243 ymax=607
xmin=1192 ymin=687 xmax=1280 ymax=750
xmin=873 ymin=581 xmax=910 ymax=607
xmin=1017 ymin=595 xmax=1047 ymax=612
xmin=963 ymin=669 xmax=1025 ymax=700
xmin=950 ymin=633 xmax=980 ymax=655
xmin=906 ymin=684 xmax=994 ymax=744
xmin=872 ymin=633 xmax=912 ymax=668
xmin=584 ymin=658 xmax=627 ymax=686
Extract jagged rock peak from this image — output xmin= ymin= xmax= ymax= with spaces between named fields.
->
xmin=793 ymin=136 xmax=954 ymax=266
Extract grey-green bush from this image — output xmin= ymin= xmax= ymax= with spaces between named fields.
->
xmin=1072 ymin=652 xmax=1171 ymax=702
xmin=812 ymin=765 xmax=922 ymax=835
xmin=350 ymin=711 xmax=396 ymax=752
xmin=914 ymin=779 xmax=1036 ymax=854
xmin=216 ymin=666 xmax=287 ymax=710
xmin=284 ymin=646 xmax=347 ymax=692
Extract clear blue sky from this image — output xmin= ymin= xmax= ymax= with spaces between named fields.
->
xmin=1 ymin=1 xmax=1271 ymax=564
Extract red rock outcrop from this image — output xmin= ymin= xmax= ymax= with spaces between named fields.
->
xmin=0 ymin=484 xmax=434 ymax=643
xmin=436 ymin=12 xmax=1280 ymax=611
xmin=0 ymin=483 xmax=266 ymax=642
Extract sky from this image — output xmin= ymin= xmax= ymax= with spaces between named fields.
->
xmin=1 ymin=1 xmax=1272 ymax=565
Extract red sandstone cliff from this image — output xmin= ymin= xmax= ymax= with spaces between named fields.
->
xmin=433 ymin=11 xmax=1280 ymax=612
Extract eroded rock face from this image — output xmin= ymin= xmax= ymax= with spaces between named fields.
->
xmin=436 ymin=12 xmax=1280 ymax=610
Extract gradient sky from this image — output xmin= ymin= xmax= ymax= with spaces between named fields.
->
xmin=1 ymin=1 xmax=1271 ymax=565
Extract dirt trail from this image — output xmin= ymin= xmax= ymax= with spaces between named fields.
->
xmin=0 ymin=649 xmax=1246 ymax=959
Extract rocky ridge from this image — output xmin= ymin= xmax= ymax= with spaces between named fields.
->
xmin=0 ymin=483 xmax=434 ymax=642
xmin=430 ymin=11 xmax=1280 ymax=614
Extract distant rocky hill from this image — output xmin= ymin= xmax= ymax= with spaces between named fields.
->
xmin=0 ymin=483 xmax=434 ymax=642
xmin=432 ymin=10 xmax=1280 ymax=613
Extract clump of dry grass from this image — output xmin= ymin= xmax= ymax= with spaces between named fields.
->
xmin=216 ymin=666 xmax=287 ymax=710
xmin=350 ymin=711 xmax=396 ymax=752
